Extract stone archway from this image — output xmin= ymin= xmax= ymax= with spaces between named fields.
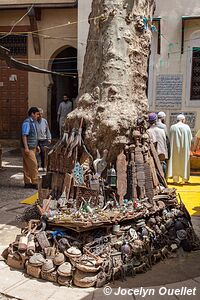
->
xmin=49 ymin=46 xmax=78 ymax=138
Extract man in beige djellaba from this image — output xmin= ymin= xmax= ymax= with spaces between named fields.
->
xmin=167 ymin=114 xmax=192 ymax=184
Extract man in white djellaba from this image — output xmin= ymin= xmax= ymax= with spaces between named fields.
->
xmin=167 ymin=114 xmax=192 ymax=184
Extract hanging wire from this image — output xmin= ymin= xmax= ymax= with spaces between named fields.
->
xmin=2 ymin=9 xmax=200 ymax=62
xmin=0 ymin=0 xmax=37 ymax=40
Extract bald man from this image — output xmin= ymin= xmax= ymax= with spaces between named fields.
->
xmin=167 ymin=114 xmax=192 ymax=184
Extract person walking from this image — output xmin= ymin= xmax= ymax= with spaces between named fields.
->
xmin=167 ymin=114 xmax=192 ymax=184
xmin=147 ymin=113 xmax=168 ymax=176
xmin=57 ymin=95 xmax=72 ymax=138
xmin=156 ymin=111 xmax=168 ymax=136
xmin=157 ymin=111 xmax=170 ymax=159
xmin=35 ymin=108 xmax=51 ymax=171
xmin=21 ymin=107 xmax=40 ymax=189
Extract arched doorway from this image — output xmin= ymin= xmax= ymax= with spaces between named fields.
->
xmin=50 ymin=46 xmax=78 ymax=138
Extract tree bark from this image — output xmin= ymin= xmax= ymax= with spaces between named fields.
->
xmin=67 ymin=0 xmax=156 ymax=161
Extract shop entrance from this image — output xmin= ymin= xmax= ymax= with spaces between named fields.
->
xmin=50 ymin=47 xmax=78 ymax=138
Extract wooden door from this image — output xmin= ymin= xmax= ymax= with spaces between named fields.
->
xmin=0 ymin=32 xmax=28 ymax=139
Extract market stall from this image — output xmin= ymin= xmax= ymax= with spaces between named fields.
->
xmin=2 ymin=119 xmax=199 ymax=288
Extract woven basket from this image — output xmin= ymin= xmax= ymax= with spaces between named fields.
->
xmin=57 ymin=275 xmax=72 ymax=286
xmin=73 ymin=269 xmax=97 ymax=288
xmin=41 ymin=270 xmax=58 ymax=283
xmin=27 ymin=263 xmax=41 ymax=279
xmin=76 ymin=257 xmax=100 ymax=273
xmin=7 ymin=254 xmax=25 ymax=270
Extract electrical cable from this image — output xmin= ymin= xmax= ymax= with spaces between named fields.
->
xmin=0 ymin=0 xmax=37 ymax=40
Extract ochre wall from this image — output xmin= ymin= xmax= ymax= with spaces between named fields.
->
xmin=0 ymin=8 xmax=77 ymax=118
xmin=0 ymin=0 xmax=75 ymax=5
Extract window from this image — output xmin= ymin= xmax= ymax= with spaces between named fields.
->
xmin=190 ymin=47 xmax=200 ymax=100
xmin=0 ymin=34 xmax=27 ymax=56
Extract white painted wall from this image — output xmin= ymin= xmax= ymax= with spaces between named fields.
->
xmin=77 ymin=0 xmax=92 ymax=84
xmin=0 ymin=8 xmax=77 ymax=118
xmin=149 ymin=0 xmax=200 ymax=131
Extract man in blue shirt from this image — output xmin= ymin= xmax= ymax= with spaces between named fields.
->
xmin=21 ymin=107 xmax=40 ymax=189
xmin=35 ymin=108 xmax=51 ymax=171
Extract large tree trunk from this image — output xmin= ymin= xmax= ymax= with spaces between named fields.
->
xmin=67 ymin=0 xmax=156 ymax=161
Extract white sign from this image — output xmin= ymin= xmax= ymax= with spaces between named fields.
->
xmin=156 ymin=75 xmax=183 ymax=108
xmin=170 ymin=112 xmax=196 ymax=129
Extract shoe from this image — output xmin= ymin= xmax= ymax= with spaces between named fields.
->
xmin=24 ymin=183 xmax=33 ymax=188
xmin=38 ymin=167 xmax=43 ymax=172
xmin=182 ymin=181 xmax=190 ymax=185
xmin=42 ymin=168 xmax=47 ymax=172
xmin=31 ymin=184 xmax=38 ymax=190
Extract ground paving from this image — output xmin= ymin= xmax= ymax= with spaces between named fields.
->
xmin=0 ymin=148 xmax=200 ymax=300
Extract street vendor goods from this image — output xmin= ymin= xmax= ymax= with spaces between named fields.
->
xmin=2 ymin=118 xmax=199 ymax=288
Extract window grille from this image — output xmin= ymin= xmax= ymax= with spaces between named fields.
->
xmin=0 ymin=34 xmax=27 ymax=56
xmin=191 ymin=47 xmax=200 ymax=100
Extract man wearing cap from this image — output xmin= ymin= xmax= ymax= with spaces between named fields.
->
xmin=167 ymin=114 xmax=192 ymax=184
xmin=147 ymin=112 xmax=168 ymax=176
xmin=21 ymin=107 xmax=40 ymax=189
xmin=157 ymin=111 xmax=170 ymax=159
xmin=157 ymin=111 xmax=168 ymax=136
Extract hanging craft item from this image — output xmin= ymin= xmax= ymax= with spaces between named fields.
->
xmin=143 ymin=147 xmax=154 ymax=203
xmin=65 ymin=128 xmax=76 ymax=155
xmin=116 ymin=151 xmax=127 ymax=205
xmin=93 ymin=149 xmax=108 ymax=177
xmin=149 ymin=141 xmax=167 ymax=188
xmin=64 ymin=173 xmax=73 ymax=202
xmin=129 ymin=145 xmax=137 ymax=202
xmin=124 ymin=146 xmax=132 ymax=201
xmin=73 ymin=162 xmax=85 ymax=186
xmin=68 ymin=118 xmax=84 ymax=158
xmin=134 ymin=131 xmax=146 ymax=199
xmin=51 ymin=173 xmax=65 ymax=200
xmin=149 ymin=155 xmax=159 ymax=188
xmin=77 ymin=118 xmax=84 ymax=147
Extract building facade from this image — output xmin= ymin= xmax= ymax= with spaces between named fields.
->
xmin=1 ymin=0 xmax=200 ymax=139
xmin=0 ymin=0 xmax=78 ymax=138
xmin=148 ymin=0 xmax=200 ymax=134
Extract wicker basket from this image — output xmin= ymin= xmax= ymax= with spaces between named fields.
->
xmin=41 ymin=270 xmax=58 ymax=283
xmin=7 ymin=254 xmax=25 ymax=270
xmin=57 ymin=275 xmax=72 ymax=286
xmin=27 ymin=263 xmax=41 ymax=279
xmin=73 ymin=269 xmax=97 ymax=288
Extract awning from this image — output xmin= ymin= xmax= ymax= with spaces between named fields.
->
xmin=0 ymin=45 xmax=66 ymax=76
xmin=181 ymin=15 xmax=200 ymax=54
